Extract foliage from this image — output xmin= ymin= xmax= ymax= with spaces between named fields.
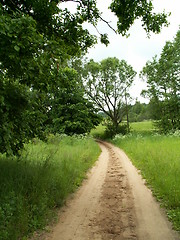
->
xmin=112 ymin=133 xmax=180 ymax=231
xmin=0 ymin=4 xmax=98 ymax=154
xmin=0 ymin=0 xmax=169 ymax=154
xmin=47 ymin=67 xmax=101 ymax=135
xmin=102 ymin=118 xmax=128 ymax=138
xmin=90 ymin=124 xmax=106 ymax=139
xmin=128 ymin=101 xmax=152 ymax=122
xmin=110 ymin=0 xmax=169 ymax=36
xmin=84 ymin=57 xmax=136 ymax=135
xmin=0 ymin=78 xmax=47 ymax=155
xmin=140 ymin=29 xmax=180 ymax=133
xmin=0 ymin=135 xmax=100 ymax=240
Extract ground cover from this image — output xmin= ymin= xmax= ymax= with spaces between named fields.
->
xmin=90 ymin=124 xmax=106 ymax=139
xmin=130 ymin=121 xmax=156 ymax=134
xmin=0 ymin=135 xmax=100 ymax=240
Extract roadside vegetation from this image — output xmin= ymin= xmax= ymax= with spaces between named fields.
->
xmin=0 ymin=135 xmax=100 ymax=240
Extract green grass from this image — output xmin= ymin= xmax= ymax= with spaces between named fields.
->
xmin=90 ymin=124 xmax=106 ymax=139
xmin=91 ymin=121 xmax=156 ymax=139
xmin=0 ymin=135 xmax=100 ymax=240
xmin=130 ymin=121 xmax=156 ymax=134
xmin=112 ymin=132 xmax=180 ymax=231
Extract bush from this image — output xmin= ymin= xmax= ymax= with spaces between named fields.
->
xmin=104 ymin=121 xmax=128 ymax=139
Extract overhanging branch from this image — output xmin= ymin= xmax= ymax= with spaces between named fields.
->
xmin=99 ymin=16 xmax=117 ymax=34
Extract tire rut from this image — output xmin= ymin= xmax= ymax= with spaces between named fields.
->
xmin=92 ymin=141 xmax=137 ymax=240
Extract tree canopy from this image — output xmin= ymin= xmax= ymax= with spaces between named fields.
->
xmin=0 ymin=0 xmax=169 ymax=153
xmin=84 ymin=57 xmax=136 ymax=135
xmin=140 ymin=28 xmax=180 ymax=133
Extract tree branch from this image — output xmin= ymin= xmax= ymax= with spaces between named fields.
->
xmin=99 ymin=16 xmax=117 ymax=34
xmin=60 ymin=0 xmax=83 ymax=7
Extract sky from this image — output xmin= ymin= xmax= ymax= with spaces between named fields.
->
xmin=61 ymin=0 xmax=180 ymax=103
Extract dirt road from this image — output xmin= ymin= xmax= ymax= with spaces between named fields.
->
xmin=44 ymin=141 xmax=179 ymax=240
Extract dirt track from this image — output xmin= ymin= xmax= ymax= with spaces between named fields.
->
xmin=43 ymin=141 xmax=179 ymax=240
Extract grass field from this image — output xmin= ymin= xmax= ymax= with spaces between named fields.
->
xmin=90 ymin=121 xmax=156 ymax=139
xmin=90 ymin=124 xmax=106 ymax=139
xmin=130 ymin=121 xmax=156 ymax=134
xmin=0 ymin=135 xmax=100 ymax=240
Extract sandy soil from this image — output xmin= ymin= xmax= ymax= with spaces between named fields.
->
xmin=40 ymin=141 xmax=179 ymax=240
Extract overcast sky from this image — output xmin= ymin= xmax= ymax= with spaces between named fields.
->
xmin=61 ymin=0 xmax=180 ymax=103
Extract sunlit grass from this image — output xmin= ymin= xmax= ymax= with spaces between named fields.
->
xmin=90 ymin=124 xmax=106 ymax=139
xmin=130 ymin=121 xmax=156 ymax=134
xmin=0 ymin=135 xmax=100 ymax=240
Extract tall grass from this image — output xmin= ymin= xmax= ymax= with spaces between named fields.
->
xmin=112 ymin=133 xmax=180 ymax=231
xmin=90 ymin=124 xmax=106 ymax=139
xmin=130 ymin=121 xmax=156 ymax=134
xmin=0 ymin=135 xmax=100 ymax=240
xmin=90 ymin=121 xmax=156 ymax=139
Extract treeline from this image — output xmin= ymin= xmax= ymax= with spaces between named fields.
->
xmin=128 ymin=101 xmax=151 ymax=122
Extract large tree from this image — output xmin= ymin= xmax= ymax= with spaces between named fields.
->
xmin=84 ymin=57 xmax=136 ymax=134
xmin=140 ymin=29 xmax=180 ymax=133
xmin=0 ymin=1 xmax=169 ymax=153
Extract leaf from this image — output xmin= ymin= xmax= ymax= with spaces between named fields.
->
xmin=14 ymin=45 xmax=20 ymax=52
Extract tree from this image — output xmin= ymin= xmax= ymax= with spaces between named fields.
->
xmin=128 ymin=101 xmax=152 ymax=122
xmin=140 ymin=29 xmax=180 ymax=133
xmin=47 ymin=67 xmax=101 ymax=135
xmin=0 ymin=77 xmax=48 ymax=154
xmin=1 ymin=1 xmax=169 ymax=38
xmin=84 ymin=57 xmax=136 ymax=136
xmin=0 ymin=0 xmax=169 ymax=153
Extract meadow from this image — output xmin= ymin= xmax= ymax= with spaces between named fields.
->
xmin=0 ymin=135 xmax=100 ymax=240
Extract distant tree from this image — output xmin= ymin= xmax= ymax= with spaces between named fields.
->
xmin=128 ymin=101 xmax=151 ymax=122
xmin=140 ymin=29 xmax=180 ymax=132
xmin=84 ymin=57 xmax=136 ymax=136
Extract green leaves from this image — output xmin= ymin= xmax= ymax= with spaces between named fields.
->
xmin=0 ymin=0 xmax=170 ymax=154
xmin=14 ymin=45 xmax=20 ymax=52
xmin=84 ymin=57 xmax=136 ymax=134
xmin=47 ymin=67 xmax=101 ymax=135
xmin=140 ymin=28 xmax=180 ymax=133
xmin=100 ymin=34 xmax=109 ymax=46
xmin=110 ymin=0 xmax=169 ymax=36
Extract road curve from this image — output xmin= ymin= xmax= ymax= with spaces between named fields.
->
xmin=39 ymin=141 xmax=179 ymax=240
